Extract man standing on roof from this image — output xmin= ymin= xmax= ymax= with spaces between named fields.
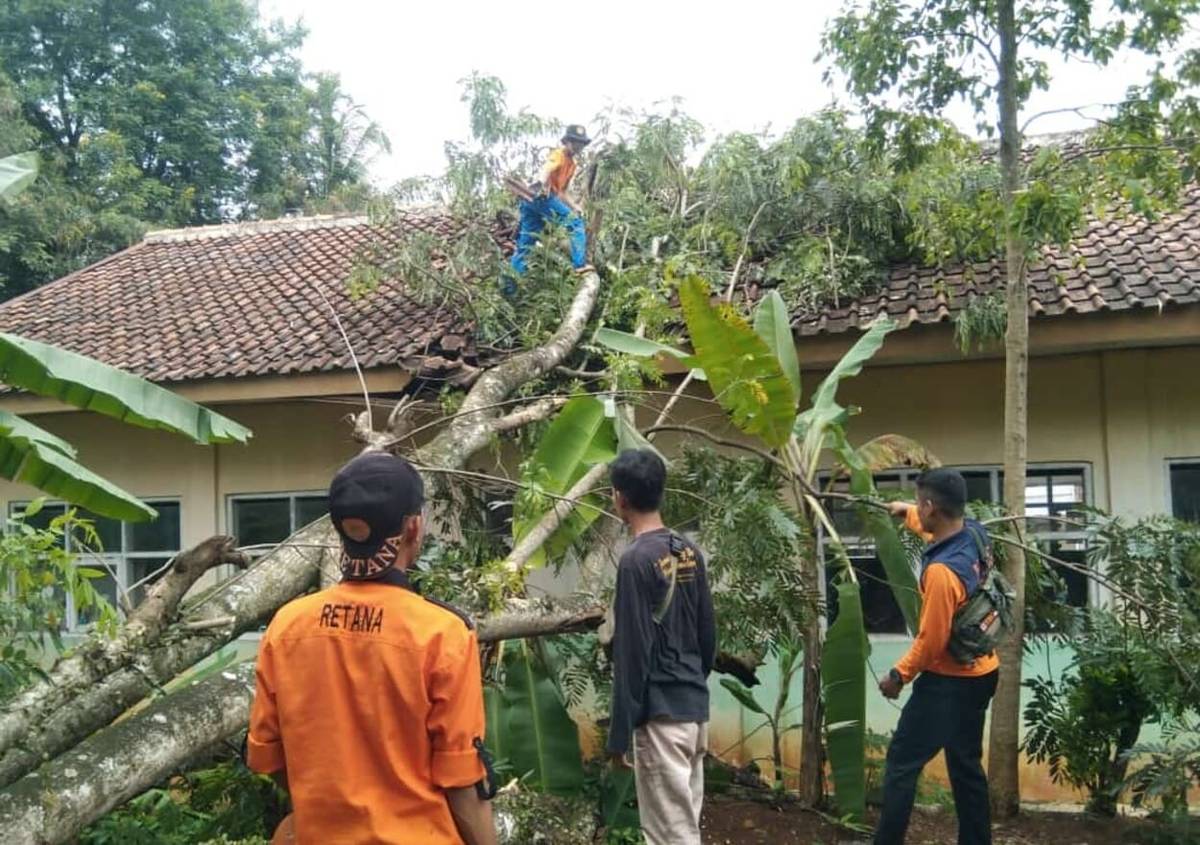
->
xmin=246 ymin=452 xmax=497 ymax=845
xmin=874 ymin=468 xmax=1000 ymax=845
xmin=606 ymin=448 xmax=717 ymax=845
xmin=508 ymin=124 xmax=594 ymax=282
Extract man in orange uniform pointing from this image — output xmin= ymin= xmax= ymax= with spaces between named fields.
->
xmin=875 ymin=468 xmax=1000 ymax=845
xmin=246 ymin=453 xmax=497 ymax=844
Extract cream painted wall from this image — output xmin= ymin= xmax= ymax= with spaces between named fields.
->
xmin=2 ymin=346 xmax=1193 ymax=545
xmin=0 ymin=399 xmax=360 ymax=547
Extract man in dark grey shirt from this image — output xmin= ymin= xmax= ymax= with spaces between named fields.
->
xmin=606 ymin=449 xmax=716 ymax=845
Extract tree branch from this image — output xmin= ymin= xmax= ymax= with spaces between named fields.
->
xmin=492 ymin=397 xmax=568 ymax=433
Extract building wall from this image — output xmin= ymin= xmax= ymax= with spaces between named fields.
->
xmin=2 ymin=342 xmax=1197 ymax=802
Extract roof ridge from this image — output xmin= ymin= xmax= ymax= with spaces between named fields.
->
xmin=143 ymin=214 xmax=369 ymax=243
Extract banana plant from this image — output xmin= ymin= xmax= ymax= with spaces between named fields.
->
xmin=484 ymin=639 xmax=584 ymax=794
xmin=512 ymin=395 xmax=617 ymax=568
xmin=0 ymin=157 xmax=252 ymax=521
xmin=598 ymin=276 xmax=925 ymax=820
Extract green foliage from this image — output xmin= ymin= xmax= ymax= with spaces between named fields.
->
xmin=0 ymin=4 xmax=384 ymax=296
xmin=719 ymin=636 xmax=805 ymax=791
xmin=80 ymin=759 xmax=285 ymax=845
xmin=752 ymin=289 xmax=801 ymax=403
xmin=679 ymin=276 xmax=797 ymax=448
xmin=1023 ymin=616 xmax=1159 ymax=815
xmin=822 ymin=0 xmax=1200 ymax=269
xmin=663 ymin=447 xmax=810 ymax=658
xmin=0 ymin=331 xmax=250 ymax=520
xmin=513 ymin=396 xmax=616 ymax=569
xmin=0 ymin=501 xmax=117 ymax=700
xmin=1124 ymin=722 xmax=1200 ymax=842
xmin=954 ymin=292 xmax=1008 ymax=354
xmin=485 ymin=639 xmax=585 ymax=795
xmin=822 ymin=580 xmax=868 ymax=822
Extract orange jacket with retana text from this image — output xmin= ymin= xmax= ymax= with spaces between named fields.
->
xmin=247 ymin=577 xmax=486 ymax=844
xmin=894 ymin=506 xmax=1000 ymax=683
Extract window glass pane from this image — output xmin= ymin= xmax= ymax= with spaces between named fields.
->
xmin=295 ymin=495 xmax=329 ymax=529
xmin=1170 ymin=462 xmax=1200 ymax=523
xmin=127 ymin=501 xmax=181 ymax=552
xmin=233 ymin=498 xmax=292 ymax=547
xmin=961 ymin=471 xmax=996 ymax=504
xmin=825 ymin=556 xmax=908 ymax=635
xmin=127 ymin=556 xmax=172 ymax=607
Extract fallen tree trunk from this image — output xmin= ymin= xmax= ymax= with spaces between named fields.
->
xmin=0 ymin=522 xmax=331 ymax=789
xmin=0 ymin=271 xmax=604 ymax=789
xmin=0 ymin=661 xmax=257 ymax=845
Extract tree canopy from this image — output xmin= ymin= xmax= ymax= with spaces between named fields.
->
xmin=0 ymin=0 xmax=388 ymax=298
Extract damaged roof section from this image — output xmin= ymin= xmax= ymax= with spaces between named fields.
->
xmin=0 ymin=212 xmax=515 ymax=385
xmin=789 ymin=187 xmax=1200 ymax=337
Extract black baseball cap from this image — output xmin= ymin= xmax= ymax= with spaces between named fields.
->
xmin=329 ymin=452 xmax=425 ymax=579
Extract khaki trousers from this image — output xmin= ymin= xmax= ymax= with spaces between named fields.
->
xmin=633 ymin=719 xmax=708 ymax=845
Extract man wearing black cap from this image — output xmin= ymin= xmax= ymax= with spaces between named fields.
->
xmin=506 ymin=124 xmax=595 ymax=285
xmin=246 ymin=452 xmax=497 ymax=845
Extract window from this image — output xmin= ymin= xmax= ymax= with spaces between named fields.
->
xmin=8 ymin=499 xmax=182 ymax=630
xmin=1168 ymin=460 xmax=1200 ymax=523
xmin=819 ymin=464 xmax=1093 ymax=634
xmin=229 ymin=493 xmax=328 ymax=552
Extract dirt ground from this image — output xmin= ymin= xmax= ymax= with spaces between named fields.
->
xmin=700 ymin=798 xmax=1150 ymax=844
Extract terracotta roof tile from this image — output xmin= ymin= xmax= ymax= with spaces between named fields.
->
xmin=792 ymin=188 xmax=1200 ymax=336
xmin=0 ymin=212 xmax=513 ymax=384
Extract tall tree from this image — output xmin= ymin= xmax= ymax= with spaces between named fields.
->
xmin=0 ymin=0 xmax=385 ymax=296
xmin=822 ymin=0 xmax=1200 ymax=816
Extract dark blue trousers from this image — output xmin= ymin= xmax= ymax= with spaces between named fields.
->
xmin=874 ymin=670 xmax=999 ymax=845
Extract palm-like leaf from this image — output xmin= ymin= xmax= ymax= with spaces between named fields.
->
xmin=593 ymin=328 xmax=707 ymax=381
xmin=0 ymin=333 xmax=251 ymax=444
xmin=823 ymin=579 xmax=868 ymax=822
xmin=846 ymin=434 xmax=940 ymax=474
xmin=753 ymin=289 xmax=801 ymax=403
xmin=0 ymin=153 xmax=37 ymax=201
xmin=484 ymin=640 xmax=584 ymax=794
xmin=679 ymin=276 xmax=797 ymax=448
xmin=513 ymin=396 xmax=616 ymax=566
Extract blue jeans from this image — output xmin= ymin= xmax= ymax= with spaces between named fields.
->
xmin=510 ymin=195 xmax=587 ymax=274
xmin=875 ymin=670 xmax=999 ymax=845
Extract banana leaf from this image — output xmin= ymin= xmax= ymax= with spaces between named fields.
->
xmin=513 ymin=396 xmax=616 ymax=567
xmin=0 ymin=411 xmax=155 ymax=521
xmin=593 ymin=328 xmax=707 ymax=381
xmin=794 ymin=318 xmax=895 ymax=445
xmin=0 ymin=333 xmax=251 ymax=445
xmin=679 ymin=276 xmax=796 ymax=448
xmin=823 ymin=578 xmax=868 ymax=823
xmin=719 ymin=677 xmax=767 ymax=715
xmin=0 ymin=152 xmax=37 ymax=201
xmin=484 ymin=640 xmax=584 ymax=794
xmin=600 ymin=766 xmax=640 ymax=832
xmin=832 ymin=431 xmax=923 ymax=635
xmin=753 ymin=289 xmax=801 ymax=404
xmin=614 ymin=404 xmax=667 ymax=466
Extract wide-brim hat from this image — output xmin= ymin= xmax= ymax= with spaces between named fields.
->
xmin=562 ymin=124 xmax=591 ymax=146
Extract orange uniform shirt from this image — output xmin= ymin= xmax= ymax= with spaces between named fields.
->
xmin=894 ymin=506 xmax=1000 ymax=683
xmin=247 ymin=578 xmax=486 ymax=844
xmin=542 ymin=147 xmax=577 ymax=196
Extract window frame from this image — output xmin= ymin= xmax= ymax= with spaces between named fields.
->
xmin=817 ymin=462 xmax=1096 ymax=637
xmin=226 ymin=490 xmax=328 ymax=552
xmin=5 ymin=496 xmax=182 ymax=631
xmin=1165 ymin=458 xmax=1200 ymax=523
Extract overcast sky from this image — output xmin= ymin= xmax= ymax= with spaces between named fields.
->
xmin=260 ymin=0 xmax=1161 ymax=188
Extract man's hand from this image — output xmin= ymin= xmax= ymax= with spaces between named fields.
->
xmin=879 ymin=669 xmax=904 ymax=700
xmin=887 ymin=501 xmax=914 ymax=518
xmin=608 ymin=751 xmax=632 ymax=770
